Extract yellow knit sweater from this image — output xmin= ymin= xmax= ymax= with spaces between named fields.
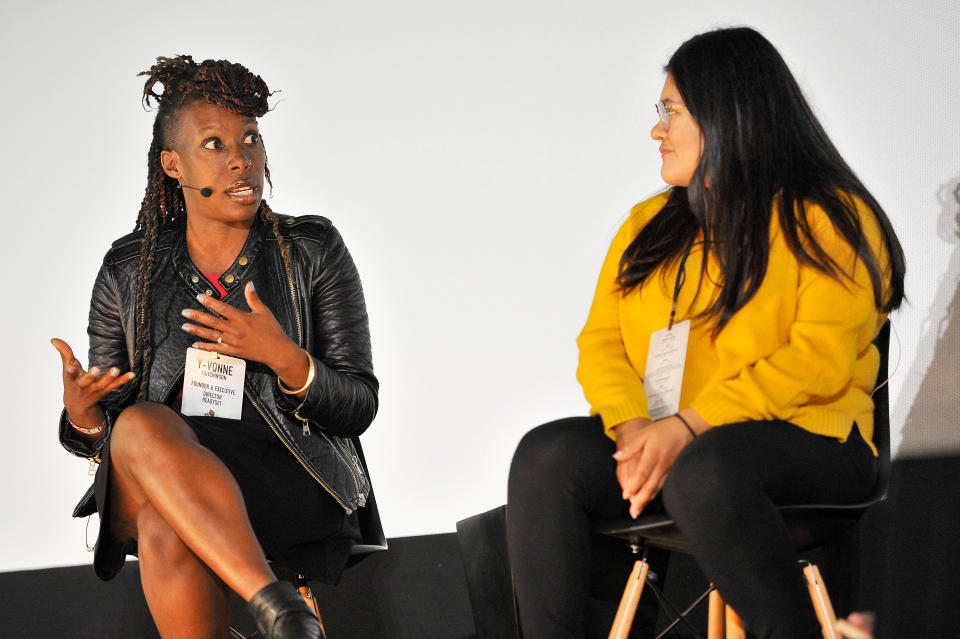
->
xmin=577 ymin=191 xmax=889 ymax=453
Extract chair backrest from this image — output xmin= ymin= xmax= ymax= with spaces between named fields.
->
xmin=869 ymin=320 xmax=891 ymax=502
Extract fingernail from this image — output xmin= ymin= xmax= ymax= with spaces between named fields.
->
xmin=196 ymin=294 xmax=205 ymax=302
xmin=612 ymin=450 xmax=625 ymax=460
xmin=193 ymin=343 xmax=201 ymax=349
xmin=248 ymin=281 xmax=255 ymax=291
xmin=66 ymin=366 xmax=75 ymax=374
xmin=89 ymin=367 xmax=100 ymax=375
xmin=109 ymin=368 xmax=119 ymax=377
xmin=181 ymin=324 xmax=191 ymax=332
xmin=181 ymin=309 xmax=191 ymax=318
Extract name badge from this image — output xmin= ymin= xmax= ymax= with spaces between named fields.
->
xmin=643 ymin=320 xmax=689 ymax=421
xmin=181 ymin=347 xmax=246 ymax=419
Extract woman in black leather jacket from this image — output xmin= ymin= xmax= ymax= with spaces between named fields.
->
xmin=51 ymin=56 xmax=379 ymax=639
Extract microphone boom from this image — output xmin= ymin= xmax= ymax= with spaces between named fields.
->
xmin=182 ymin=183 xmax=213 ymax=198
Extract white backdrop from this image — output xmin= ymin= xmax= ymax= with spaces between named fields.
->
xmin=1 ymin=0 xmax=957 ymax=573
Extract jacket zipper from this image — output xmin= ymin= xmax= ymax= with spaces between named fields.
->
xmin=284 ymin=250 xmax=310 ymax=435
xmin=330 ymin=435 xmax=365 ymax=506
xmin=286 ymin=254 xmax=304 ymax=345
xmin=245 ymin=388 xmax=353 ymax=514
xmin=276 ymin=245 xmax=363 ymax=512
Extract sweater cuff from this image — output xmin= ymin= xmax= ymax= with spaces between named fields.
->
xmin=593 ymin=399 xmax=651 ymax=439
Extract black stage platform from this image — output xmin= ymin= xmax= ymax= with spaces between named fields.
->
xmin=3 ymin=455 xmax=957 ymax=639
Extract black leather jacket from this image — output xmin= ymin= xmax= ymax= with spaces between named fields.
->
xmin=59 ymin=213 xmax=379 ymax=516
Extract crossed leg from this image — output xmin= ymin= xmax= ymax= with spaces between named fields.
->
xmin=108 ymin=402 xmax=275 ymax=639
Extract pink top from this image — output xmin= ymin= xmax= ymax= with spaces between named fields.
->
xmin=203 ymin=274 xmax=228 ymax=298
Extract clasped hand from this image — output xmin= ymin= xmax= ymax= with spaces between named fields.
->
xmin=613 ymin=415 xmax=695 ymax=519
xmin=180 ymin=281 xmax=300 ymax=375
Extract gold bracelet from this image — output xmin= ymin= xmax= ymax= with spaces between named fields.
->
xmin=70 ymin=416 xmax=106 ymax=436
xmin=277 ymin=349 xmax=316 ymax=395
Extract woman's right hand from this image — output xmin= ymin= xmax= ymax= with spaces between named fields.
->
xmin=613 ymin=417 xmax=654 ymax=496
xmin=51 ymin=338 xmax=135 ymax=430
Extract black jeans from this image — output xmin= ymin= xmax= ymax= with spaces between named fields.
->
xmin=506 ymin=416 xmax=877 ymax=639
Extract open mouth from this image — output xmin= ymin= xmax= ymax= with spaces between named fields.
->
xmin=225 ymin=181 xmax=259 ymax=202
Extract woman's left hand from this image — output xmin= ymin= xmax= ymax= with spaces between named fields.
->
xmin=181 ymin=282 xmax=301 ymax=376
xmin=613 ymin=414 xmax=695 ymax=518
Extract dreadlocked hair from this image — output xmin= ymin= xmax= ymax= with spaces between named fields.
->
xmin=132 ymin=55 xmax=292 ymax=400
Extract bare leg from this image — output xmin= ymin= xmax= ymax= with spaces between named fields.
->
xmin=137 ymin=501 xmax=231 ymax=639
xmin=108 ymin=402 xmax=274 ymax=603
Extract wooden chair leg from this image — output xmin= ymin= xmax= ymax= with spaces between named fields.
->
xmin=698 ymin=568 xmax=865 ymax=639
xmin=707 ymin=588 xmax=745 ymax=639
xmin=802 ymin=562 xmax=841 ymax=639
xmin=707 ymin=589 xmax=725 ymax=639
xmin=724 ymin=604 xmax=745 ymax=639
xmin=297 ymin=575 xmax=326 ymax=636
xmin=636 ymin=563 xmax=860 ymax=639
xmin=608 ymin=556 xmax=650 ymax=639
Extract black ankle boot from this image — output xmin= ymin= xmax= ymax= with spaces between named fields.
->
xmin=247 ymin=581 xmax=325 ymax=639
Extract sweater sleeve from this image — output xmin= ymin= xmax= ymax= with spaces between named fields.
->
xmin=689 ymin=204 xmax=888 ymax=426
xmin=577 ymin=198 xmax=665 ymax=434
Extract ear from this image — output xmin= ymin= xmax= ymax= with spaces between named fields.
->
xmin=160 ymin=149 xmax=182 ymax=180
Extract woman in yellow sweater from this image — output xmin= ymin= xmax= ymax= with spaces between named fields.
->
xmin=506 ymin=27 xmax=905 ymax=639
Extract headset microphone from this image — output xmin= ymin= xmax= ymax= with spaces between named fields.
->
xmin=181 ymin=184 xmax=213 ymax=198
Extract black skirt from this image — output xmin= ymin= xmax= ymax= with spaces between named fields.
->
xmin=92 ymin=400 xmax=361 ymax=585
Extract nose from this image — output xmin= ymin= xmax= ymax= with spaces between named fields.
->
xmin=651 ymin=118 xmax=667 ymax=141
xmin=230 ymin=146 xmax=254 ymax=171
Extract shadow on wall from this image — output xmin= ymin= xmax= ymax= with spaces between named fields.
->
xmin=897 ymin=176 xmax=960 ymax=457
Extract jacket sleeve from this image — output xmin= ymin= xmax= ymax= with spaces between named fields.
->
xmin=576 ymin=204 xmax=655 ymax=434
xmin=58 ymin=257 xmax=132 ymax=459
xmin=689 ymin=205 xmax=888 ymax=425
xmin=278 ymin=224 xmax=379 ymax=437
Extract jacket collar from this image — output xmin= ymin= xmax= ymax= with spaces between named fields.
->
xmin=168 ymin=213 xmax=268 ymax=301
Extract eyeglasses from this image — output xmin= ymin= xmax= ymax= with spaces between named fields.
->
xmin=655 ymin=100 xmax=687 ymax=129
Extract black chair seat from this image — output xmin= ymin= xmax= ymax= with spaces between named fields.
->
xmin=594 ymin=499 xmax=881 ymax=556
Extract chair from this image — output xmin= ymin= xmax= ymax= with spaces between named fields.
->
xmin=229 ymin=467 xmax=389 ymax=639
xmin=594 ymin=320 xmax=891 ymax=639
xmin=228 ymin=542 xmax=389 ymax=638
xmin=456 ymin=505 xmax=522 ymax=639
xmin=596 ymin=322 xmax=891 ymax=639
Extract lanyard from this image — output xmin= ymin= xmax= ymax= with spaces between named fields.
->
xmin=669 ymin=238 xmax=696 ymax=330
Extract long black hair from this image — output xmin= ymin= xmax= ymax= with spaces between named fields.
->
xmin=132 ymin=55 xmax=293 ymax=399
xmin=617 ymin=27 xmax=905 ymax=333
